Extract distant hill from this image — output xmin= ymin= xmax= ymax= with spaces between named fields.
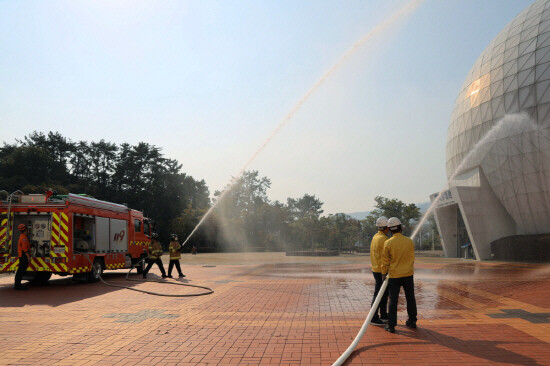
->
xmin=347 ymin=211 xmax=370 ymax=220
xmin=345 ymin=201 xmax=430 ymax=220
xmin=417 ymin=202 xmax=430 ymax=213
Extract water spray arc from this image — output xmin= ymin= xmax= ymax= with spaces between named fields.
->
xmin=182 ymin=0 xmax=424 ymax=248
xmin=410 ymin=112 xmax=535 ymax=241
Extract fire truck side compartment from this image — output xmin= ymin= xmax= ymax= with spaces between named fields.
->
xmin=29 ymin=216 xmax=51 ymax=257
xmin=73 ymin=215 xmax=95 ymax=252
xmin=95 ymin=217 xmax=110 ymax=252
xmin=109 ymin=219 xmax=128 ymax=252
xmin=11 ymin=214 xmax=52 ymax=257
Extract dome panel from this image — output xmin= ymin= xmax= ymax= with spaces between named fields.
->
xmin=491 ymin=51 xmax=505 ymax=70
xmin=536 ymin=79 xmax=550 ymax=104
xmin=519 ymin=37 xmax=537 ymax=55
xmin=535 ymin=61 xmax=550 ymax=81
xmin=518 ymin=52 xmax=536 ymax=71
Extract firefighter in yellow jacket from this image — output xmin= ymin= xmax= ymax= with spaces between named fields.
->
xmin=167 ymin=234 xmax=185 ymax=278
xmin=381 ymin=217 xmax=417 ymax=333
xmin=369 ymin=216 xmax=390 ymax=325
xmin=143 ymin=232 xmax=167 ymax=278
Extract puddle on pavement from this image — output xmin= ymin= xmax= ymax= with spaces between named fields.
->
xmin=232 ymin=259 xmax=550 ymax=316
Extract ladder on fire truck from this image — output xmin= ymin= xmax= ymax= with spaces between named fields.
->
xmin=0 ymin=190 xmax=23 ymax=253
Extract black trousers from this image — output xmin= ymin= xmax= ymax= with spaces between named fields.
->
xmin=144 ymin=258 xmax=166 ymax=276
xmin=388 ymin=275 xmax=417 ymax=327
xmin=15 ymin=255 xmax=29 ymax=288
xmin=371 ymin=272 xmax=388 ymax=318
xmin=168 ymin=259 xmax=183 ymax=276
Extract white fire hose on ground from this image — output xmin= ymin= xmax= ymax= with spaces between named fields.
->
xmin=332 ymin=276 xmax=389 ymax=366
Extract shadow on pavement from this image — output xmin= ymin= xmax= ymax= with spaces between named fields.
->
xmin=398 ymin=327 xmax=543 ymax=365
xmin=0 ymin=271 xmax=160 ymax=307
xmin=346 ymin=326 xmax=542 ymax=365
xmin=346 ymin=341 xmax=431 ymax=364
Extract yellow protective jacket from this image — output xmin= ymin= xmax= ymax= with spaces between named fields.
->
xmin=381 ymin=233 xmax=415 ymax=278
xmin=148 ymin=240 xmax=163 ymax=260
xmin=370 ymin=231 xmax=388 ymax=273
xmin=169 ymin=240 xmax=182 ymax=260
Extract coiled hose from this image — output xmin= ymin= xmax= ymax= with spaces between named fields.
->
xmin=83 ymin=254 xmax=214 ymax=297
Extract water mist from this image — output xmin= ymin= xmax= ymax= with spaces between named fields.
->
xmin=183 ymin=0 xmax=424 ymax=247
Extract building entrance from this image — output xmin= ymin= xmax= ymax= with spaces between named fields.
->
xmin=457 ymin=208 xmax=474 ymax=259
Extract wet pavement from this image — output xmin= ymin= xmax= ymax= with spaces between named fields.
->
xmin=0 ymin=252 xmax=549 ymax=365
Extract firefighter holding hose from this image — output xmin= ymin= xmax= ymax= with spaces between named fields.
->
xmin=167 ymin=234 xmax=185 ymax=278
xmin=381 ymin=217 xmax=417 ymax=333
xmin=369 ymin=216 xmax=390 ymax=325
xmin=143 ymin=232 xmax=167 ymax=279
xmin=14 ymin=224 xmax=31 ymax=290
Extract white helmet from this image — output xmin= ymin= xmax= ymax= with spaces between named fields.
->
xmin=375 ymin=216 xmax=388 ymax=228
xmin=387 ymin=217 xmax=402 ymax=229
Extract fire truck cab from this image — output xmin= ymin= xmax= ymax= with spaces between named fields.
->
xmin=0 ymin=192 xmax=151 ymax=284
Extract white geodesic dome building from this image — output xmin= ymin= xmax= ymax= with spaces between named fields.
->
xmin=434 ymin=0 xmax=550 ymax=260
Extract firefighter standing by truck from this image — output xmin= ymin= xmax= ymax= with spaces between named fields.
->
xmin=14 ymin=224 xmax=31 ymax=290
xmin=142 ymin=232 xmax=167 ymax=278
xmin=167 ymin=234 xmax=185 ymax=278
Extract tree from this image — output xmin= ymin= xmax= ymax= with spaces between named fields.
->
xmin=214 ymin=171 xmax=271 ymax=216
xmin=324 ymin=214 xmax=362 ymax=253
xmin=69 ymin=141 xmax=91 ymax=181
xmin=419 ymin=215 xmax=442 ymax=250
xmin=211 ymin=171 xmax=272 ymax=251
xmin=14 ymin=131 xmax=74 ymax=186
xmin=286 ymin=194 xmax=324 ymax=250
xmin=286 ymin=194 xmax=323 ymax=221
xmin=366 ymin=196 xmax=421 ymax=236
xmin=88 ymin=140 xmax=118 ymax=197
xmin=22 ymin=131 xmax=74 ymax=167
xmin=257 ymin=201 xmax=290 ymax=251
xmin=0 ymin=144 xmax=65 ymax=191
xmin=170 ymin=205 xmax=212 ymax=251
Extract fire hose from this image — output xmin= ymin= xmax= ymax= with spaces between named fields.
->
xmin=81 ymin=254 xmax=214 ymax=297
xmin=331 ymin=277 xmax=389 ymax=366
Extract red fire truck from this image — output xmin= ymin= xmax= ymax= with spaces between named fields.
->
xmin=0 ymin=192 xmax=151 ymax=284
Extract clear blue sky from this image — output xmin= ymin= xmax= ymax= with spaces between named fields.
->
xmin=0 ymin=0 xmax=534 ymax=214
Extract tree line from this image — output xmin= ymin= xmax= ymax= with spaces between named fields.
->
xmin=0 ymin=132 xmax=441 ymax=252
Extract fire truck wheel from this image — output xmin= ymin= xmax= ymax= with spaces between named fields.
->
xmin=30 ymin=272 xmax=52 ymax=285
xmin=88 ymin=259 xmax=104 ymax=283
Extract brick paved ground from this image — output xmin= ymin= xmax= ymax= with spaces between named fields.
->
xmin=0 ymin=252 xmax=549 ymax=365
